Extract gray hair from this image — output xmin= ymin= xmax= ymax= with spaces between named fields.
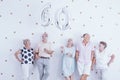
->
xmin=42 ymin=32 xmax=48 ymax=37
xmin=23 ymin=39 xmax=30 ymax=45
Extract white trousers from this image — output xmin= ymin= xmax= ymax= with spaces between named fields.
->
xmin=96 ymin=69 xmax=108 ymax=80
xmin=21 ymin=64 xmax=33 ymax=80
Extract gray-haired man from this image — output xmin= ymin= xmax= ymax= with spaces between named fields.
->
xmin=35 ymin=32 xmax=54 ymax=80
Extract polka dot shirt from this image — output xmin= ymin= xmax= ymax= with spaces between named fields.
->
xmin=21 ymin=47 xmax=34 ymax=64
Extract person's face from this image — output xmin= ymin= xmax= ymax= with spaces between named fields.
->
xmin=42 ymin=35 xmax=48 ymax=41
xmin=99 ymin=44 xmax=105 ymax=51
xmin=83 ymin=34 xmax=90 ymax=42
xmin=67 ymin=39 xmax=73 ymax=45
xmin=25 ymin=40 xmax=31 ymax=47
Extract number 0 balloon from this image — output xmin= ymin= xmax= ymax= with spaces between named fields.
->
xmin=55 ymin=7 xmax=70 ymax=30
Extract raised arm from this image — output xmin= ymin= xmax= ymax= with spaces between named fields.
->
xmin=60 ymin=46 xmax=64 ymax=53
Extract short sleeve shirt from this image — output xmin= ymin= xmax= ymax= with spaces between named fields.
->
xmin=21 ymin=47 xmax=34 ymax=64
xmin=76 ymin=41 xmax=94 ymax=64
xmin=95 ymin=50 xmax=112 ymax=69
xmin=36 ymin=42 xmax=52 ymax=57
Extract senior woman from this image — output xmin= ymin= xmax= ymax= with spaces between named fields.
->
xmin=15 ymin=39 xmax=35 ymax=80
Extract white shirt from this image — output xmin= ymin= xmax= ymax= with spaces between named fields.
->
xmin=95 ymin=50 xmax=112 ymax=69
xmin=76 ymin=41 xmax=94 ymax=64
xmin=36 ymin=41 xmax=52 ymax=57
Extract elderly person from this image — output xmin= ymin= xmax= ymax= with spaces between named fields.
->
xmin=75 ymin=33 xmax=95 ymax=80
xmin=92 ymin=41 xmax=115 ymax=80
xmin=35 ymin=32 xmax=54 ymax=80
xmin=60 ymin=38 xmax=76 ymax=80
xmin=15 ymin=39 xmax=34 ymax=80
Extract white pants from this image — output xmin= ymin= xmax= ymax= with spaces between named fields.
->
xmin=96 ymin=69 xmax=107 ymax=80
xmin=21 ymin=64 xmax=33 ymax=80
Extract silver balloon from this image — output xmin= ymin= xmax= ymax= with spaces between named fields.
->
xmin=41 ymin=3 xmax=51 ymax=27
xmin=55 ymin=7 xmax=70 ymax=30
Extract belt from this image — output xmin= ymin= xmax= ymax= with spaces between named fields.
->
xmin=40 ymin=56 xmax=50 ymax=59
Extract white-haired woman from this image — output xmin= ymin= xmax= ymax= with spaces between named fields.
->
xmin=15 ymin=39 xmax=35 ymax=80
xmin=60 ymin=38 xmax=76 ymax=80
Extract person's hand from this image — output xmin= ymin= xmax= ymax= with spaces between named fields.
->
xmin=51 ymin=51 xmax=54 ymax=54
xmin=19 ymin=59 xmax=23 ymax=63
xmin=60 ymin=46 xmax=64 ymax=53
xmin=35 ymin=54 xmax=40 ymax=60
xmin=35 ymin=50 xmax=39 ymax=54
xmin=66 ymin=53 xmax=69 ymax=55
xmin=66 ymin=53 xmax=72 ymax=57
xmin=49 ymin=50 xmax=54 ymax=55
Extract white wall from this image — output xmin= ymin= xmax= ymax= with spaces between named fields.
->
xmin=0 ymin=0 xmax=120 ymax=80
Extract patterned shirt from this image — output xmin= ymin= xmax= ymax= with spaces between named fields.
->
xmin=21 ymin=47 xmax=34 ymax=64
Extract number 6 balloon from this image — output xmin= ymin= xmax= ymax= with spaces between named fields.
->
xmin=41 ymin=3 xmax=51 ymax=27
